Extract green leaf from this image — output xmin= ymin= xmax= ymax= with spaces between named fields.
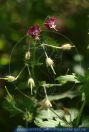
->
xmin=55 ymin=74 xmax=80 ymax=84
xmin=34 ymin=109 xmax=60 ymax=127
xmin=34 ymin=108 xmax=78 ymax=127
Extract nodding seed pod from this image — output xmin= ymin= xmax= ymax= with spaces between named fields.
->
xmin=28 ymin=78 xmax=35 ymax=95
xmin=46 ymin=57 xmax=56 ymax=75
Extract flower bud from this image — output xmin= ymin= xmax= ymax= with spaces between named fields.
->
xmin=28 ymin=78 xmax=35 ymax=95
xmin=23 ymin=110 xmax=33 ymax=122
xmin=61 ymin=44 xmax=75 ymax=50
xmin=25 ymin=51 xmax=31 ymax=60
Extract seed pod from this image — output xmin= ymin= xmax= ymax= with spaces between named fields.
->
xmin=46 ymin=57 xmax=54 ymax=67
xmin=28 ymin=78 xmax=35 ymax=95
xmin=46 ymin=57 xmax=56 ymax=75
xmin=62 ymin=44 xmax=75 ymax=50
xmin=6 ymin=75 xmax=16 ymax=82
xmin=25 ymin=51 xmax=31 ymax=60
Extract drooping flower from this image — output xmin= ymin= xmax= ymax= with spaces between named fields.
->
xmin=27 ymin=25 xmax=41 ymax=40
xmin=44 ymin=17 xmax=57 ymax=30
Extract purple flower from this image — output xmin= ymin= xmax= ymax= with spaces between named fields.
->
xmin=27 ymin=25 xmax=41 ymax=39
xmin=44 ymin=17 xmax=57 ymax=30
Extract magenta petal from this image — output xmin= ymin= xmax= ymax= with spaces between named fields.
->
xmin=27 ymin=25 xmax=41 ymax=39
xmin=44 ymin=17 xmax=56 ymax=29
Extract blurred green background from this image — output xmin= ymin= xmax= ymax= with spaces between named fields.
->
xmin=0 ymin=0 xmax=89 ymax=131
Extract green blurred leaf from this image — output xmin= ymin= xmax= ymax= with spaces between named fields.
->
xmin=3 ymin=101 xmax=20 ymax=117
xmin=55 ymin=74 xmax=80 ymax=84
xmin=0 ymin=39 xmax=5 ymax=50
xmin=80 ymin=70 xmax=89 ymax=102
xmin=79 ymin=117 xmax=89 ymax=127
xmin=0 ymin=54 xmax=10 ymax=65
xmin=34 ymin=108 xmax=79 ymax=127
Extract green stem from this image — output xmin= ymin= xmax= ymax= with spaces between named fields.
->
xmin=26 ymin=63 xmax=31 ymax=77
xmin=76 ymin=100 xmax=86 ymax=126
xmin=41 ymin=43 xmax=62 ymax=49
xmin=32 ymin=40 xmax=37 ymax=78
xmin=5 ymin=86 xmax=11 ymax=96
xmin=15 ymin=88 xmax=31 ymax=100
xmin=42 ymin=83 xmax=62 ymax=88
xmin=41 ymin=44 xmax=48 ymax=58
xmin=43 ymin=86 xmax=48 ymax=99
xmin=16 ymin=65 xmax=26 ymax=79
xmin=13 ymin=105 xmax=24 ymax=113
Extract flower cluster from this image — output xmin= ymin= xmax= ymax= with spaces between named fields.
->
xmin=27 ymin=16 xmax=57 ymax=39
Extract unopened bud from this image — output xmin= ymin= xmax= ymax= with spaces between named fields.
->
xmin=62 ymin=44 xmax=75 ymax=50
xmin=25 ymin=51 xmax=31 ymax=60
xmin=28 ymin=78 xmax=35 ymax=95
xmin=23 ymin=111 xmax=33 ymax=122
xmin=46 ymin=57 xmax=56 ymax=74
